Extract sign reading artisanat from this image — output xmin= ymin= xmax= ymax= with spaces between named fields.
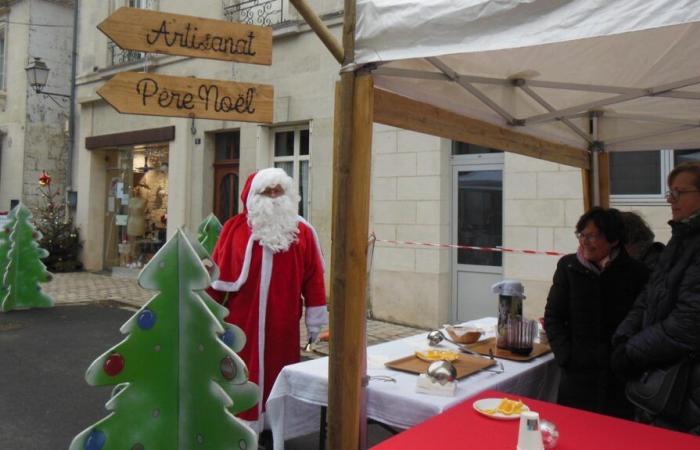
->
xmin=98 ymin=7 xmax=272 ymax=65
xmin=98 ymin=72 xmax=273 ymax=123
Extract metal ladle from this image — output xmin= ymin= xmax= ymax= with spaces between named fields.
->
xmin=427 ymin=329 xmax=505 ymax=373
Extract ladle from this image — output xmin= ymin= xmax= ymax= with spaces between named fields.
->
xmin=427 ymin=329 xmax=505 ymax=373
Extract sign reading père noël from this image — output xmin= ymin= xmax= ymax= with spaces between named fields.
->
xmin=98 ymin=7 xmax=272 ymax=65
xmin=98 ymin=72 xmax=273 ymax=123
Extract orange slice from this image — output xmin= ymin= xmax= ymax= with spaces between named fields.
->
xmin=415 ymin=349 xmax=460 ymax=362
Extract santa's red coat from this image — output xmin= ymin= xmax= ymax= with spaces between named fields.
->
xmin=208 ymin=171 xmax=326 ymax=423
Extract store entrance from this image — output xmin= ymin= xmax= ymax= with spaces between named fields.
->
xmin=103 ymin=144 xmax=169 ymax=273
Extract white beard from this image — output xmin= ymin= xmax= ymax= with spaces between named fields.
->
xmin=247 ymin=193 xmax=299 ymax=253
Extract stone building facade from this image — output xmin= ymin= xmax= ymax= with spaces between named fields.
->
xmin=0 ymin=0 xmax=73 ymax=211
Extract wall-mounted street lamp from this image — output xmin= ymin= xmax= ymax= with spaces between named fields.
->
xmin=25 ymin=57 xmax=71 ymax=105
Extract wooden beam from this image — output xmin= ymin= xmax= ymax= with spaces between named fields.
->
xmin=582 ymin=168 xmax=591 ymax=211
xmin=328 ymin=1 xmax=368 ymax=449
xmin=374 ymin=88 xmax=590 ymax=170
xmin=328 ymin=73 xmax=372 ymax=450
xmin=289 ymin=0 xmax=344 ymax=64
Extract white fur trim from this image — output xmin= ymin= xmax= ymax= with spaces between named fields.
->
xmin=257 ymin=245 xmax=273 ymax=425
xmin=210 ymin=236 xmax=255 ymax=292
xmin=246 ymin=168 xmax=295 ymax=209
xmin=298 ymin=216 xmax=325 ymax=273
xmin=305 ymin=305 xmax=328 ymax=330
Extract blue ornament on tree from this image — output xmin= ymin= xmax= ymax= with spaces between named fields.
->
xmin=137 ymin=309 xmax=156 ymax=330
xmin=220 ymin=329 xmax=235 ymax=347
xmin=84 ymin=428 xmax=106 ymax=450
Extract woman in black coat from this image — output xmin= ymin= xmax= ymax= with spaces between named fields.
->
xmin=612 ymin=162 xmax=700 ymax=434
xmin=545 ymin=207 xmax=650 ymax=419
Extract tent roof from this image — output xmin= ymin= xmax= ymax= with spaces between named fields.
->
xmin=355 ymin=0 xmax=700 ymax=153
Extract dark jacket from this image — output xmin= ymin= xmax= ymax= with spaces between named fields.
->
xmin=545 ymin=249 xmax=649 ymax=417
xmin=613 ymin=214 xmax=700 ymax=433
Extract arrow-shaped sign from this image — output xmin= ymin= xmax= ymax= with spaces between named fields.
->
xmin=98 ymin=72 xmax=273 ymax=123
xmin=98 ymin=7 xmax=272 ymax=65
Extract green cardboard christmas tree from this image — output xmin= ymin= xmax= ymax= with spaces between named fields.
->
xmin=0 ymin=207 xmax=18 ymax=300
xmin=197 ymin=213 xmax=223 ymax=255
xmin=69 ymin=229 xmax=258 ymax=450
xmin=0 ymin=203 xmax=54 ymax=312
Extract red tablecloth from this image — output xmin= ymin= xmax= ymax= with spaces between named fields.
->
xmin=371 ymin=389 xmax=700 ymax=449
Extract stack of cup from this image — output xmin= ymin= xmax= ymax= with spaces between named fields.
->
xmin=517 ymin=410 xmax=544 ymax=450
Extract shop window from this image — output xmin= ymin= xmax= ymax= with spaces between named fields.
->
xmin=214 ymin=131 xmax=240 ymax=222
xmin=610 ymin=149 xmax=700 ymax=202
xmin=104 ymin=145 xmax=169 ymax=271
xmin=272 ymin=126 xmax=310 ymax=218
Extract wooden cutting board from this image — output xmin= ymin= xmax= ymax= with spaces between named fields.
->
xmin=385 ymin=353 xmax=496 ymax=380
xmin=466 ymin=337 xmax=551 ymax=362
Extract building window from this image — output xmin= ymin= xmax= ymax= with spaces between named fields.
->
xmin=272 ymin=126 xmax=310 ymax=218
xmin=108 ymin=0 xmax=158 ymax=66
xmin=610 ymin=149 xmax=700 ymax=202
xmin=213 ymin=131 xmax=240 ymax=222
xmin=223 ymin=0 xmax=286 ymax=27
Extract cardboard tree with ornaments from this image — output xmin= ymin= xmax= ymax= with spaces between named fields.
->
xmin=0 ymin=207 xmax=18 ymax=300
xmin=0 ymin=203 xmax=54 ymax=312
xmin=197 ymin=213 xmax=223 ymax=255
xmin=70 ymin=229 xmax=258 ymax=450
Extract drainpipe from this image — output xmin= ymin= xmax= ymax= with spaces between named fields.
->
xmin=65 ymin=0 xmax=79 ymax=208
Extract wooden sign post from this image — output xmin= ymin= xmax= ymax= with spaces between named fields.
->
xmin=98 ymin=72 xmax=273 ymax=124
xmin=98 ymin=7 xmax=272 ymax=64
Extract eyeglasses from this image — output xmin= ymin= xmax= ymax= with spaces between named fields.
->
xmin=665 ymin=189 xmax=700 ymax=201
xmin=575 ymin=231 xmax=602 ymax=242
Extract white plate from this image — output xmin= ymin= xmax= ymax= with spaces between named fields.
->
xmin=473 ymin=398 xmax=529 ymax=420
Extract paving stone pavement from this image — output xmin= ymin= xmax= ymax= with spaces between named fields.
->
xmin=44 ymin=271 xmax=426 ymax=359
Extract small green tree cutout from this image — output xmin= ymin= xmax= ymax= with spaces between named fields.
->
xmin=69 ymin=229 xmax=258 ymax=450
xmin=0 ymin=207 xmax=18 ymax=300
xmin=0 ymin=203 xmax=54 ymax=312
xmin=197 ymin=213 xmax=223 ymax=255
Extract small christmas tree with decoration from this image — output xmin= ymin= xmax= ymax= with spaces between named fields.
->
xmin=33 ymin=171 xmax=82 ymax=272
xmin=0 ymin=203 xmax=54 ymax=312
xmin=0 ymin=207 xmax=18 ymax=300
xmin=69 ymin=229 xmax=258 ymax=450
xmin=197 ymin=213 xmax=223 ymax=255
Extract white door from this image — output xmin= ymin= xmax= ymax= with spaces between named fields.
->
xmin=452 ymin=156 xmax=504 ymax=322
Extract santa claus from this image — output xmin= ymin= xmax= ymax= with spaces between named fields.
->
xmin=208 ymin=168 xmax=327 ymax=428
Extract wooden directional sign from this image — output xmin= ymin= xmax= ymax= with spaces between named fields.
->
xmin=98 ymin=7 xmax=272 ymax=65
xmin=97 ymin=72 xmax=273 ymax=123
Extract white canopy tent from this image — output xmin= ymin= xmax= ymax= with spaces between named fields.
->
xmin=356 ymin=0 xmax=700 ymax=154
xmin=287 ymin=1 xmax=700 ymax=448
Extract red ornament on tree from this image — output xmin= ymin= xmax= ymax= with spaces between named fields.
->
xmin=38 ymin=171 xmax=52 ymax=186
xmin=103 ymin=353 xmax=125 ymax=376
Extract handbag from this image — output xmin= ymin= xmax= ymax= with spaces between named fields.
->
xmin=625 ymin=359 xmax=691 ymax=417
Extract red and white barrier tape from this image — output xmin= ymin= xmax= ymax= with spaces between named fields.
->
xmin=371 ymin=235 xmax=565 ymax=257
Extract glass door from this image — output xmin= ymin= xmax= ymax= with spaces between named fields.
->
xmin=452 ymin=161 xmax=503 ymax=322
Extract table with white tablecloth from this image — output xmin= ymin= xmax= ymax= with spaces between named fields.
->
xmin=266 ymin=318 xmax=559 ymax=450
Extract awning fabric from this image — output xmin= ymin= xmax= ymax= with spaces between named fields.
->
xmin=355 ymin=0 xmax=700 ymax=152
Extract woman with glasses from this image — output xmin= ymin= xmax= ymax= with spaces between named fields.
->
xmin=545 ymin=207 xmax=650 ymax=418
xmin=612 ymin=162 xmax=700 ymax=434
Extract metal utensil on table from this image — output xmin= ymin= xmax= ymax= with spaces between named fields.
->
xmin=427 ymin=330 xmax=481 ymax=357
xmin=427 ymin=329 xmax=504 ymax=373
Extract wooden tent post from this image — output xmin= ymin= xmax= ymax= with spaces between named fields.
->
xmin=327 ymin=1 xmax=373 ymax=449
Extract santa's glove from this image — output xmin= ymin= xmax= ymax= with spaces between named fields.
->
xmin=307 ymin=326 xmax=321 ymax=344
xmin=610 ymin=344 xmax=644 ymax=381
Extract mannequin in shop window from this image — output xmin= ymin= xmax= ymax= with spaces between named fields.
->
xmin=127 ymin=185 xmax=148 ymax=266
